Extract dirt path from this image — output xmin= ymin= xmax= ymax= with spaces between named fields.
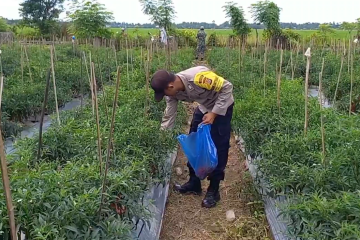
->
xmin=160 ymin=59 xmax=272 ymax=239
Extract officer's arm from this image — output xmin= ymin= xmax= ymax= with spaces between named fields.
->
xmin=211 ymin=79 xmax=233 ymax=116
xmin=160 ymin=96 xmax=179 ymax=130
xmin=193 ymin=71 xmax=233 ymax=116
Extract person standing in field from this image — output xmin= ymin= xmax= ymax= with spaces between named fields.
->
xmin=150 ymin=66 xmax=234 ymax=208
xmin=196 ymin=26 xmax=207 ymax=61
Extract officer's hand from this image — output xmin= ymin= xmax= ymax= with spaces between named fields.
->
xmin=201 ymin=112 xmax=217 ymax=125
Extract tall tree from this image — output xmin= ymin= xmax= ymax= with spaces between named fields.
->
xmin=139 ymin=0 xmax=176 ymax=31
xmin=223 ymin=2 xmax=251 ymax=39
xmin=341 ymin=22 xmax=356 ymax=36
xmin=250 ymin=1 xmax=281 ymax=36
xmin=356 ymin=18 xmax=360 ymax=36
xmin=68 ymin=0 xmax=113 ymax=39
xmin=0 ymin=17 xmax=9 ymax=32
xmin=19 ymin=0 xmax=65 ymax=35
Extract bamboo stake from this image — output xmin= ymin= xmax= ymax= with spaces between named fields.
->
xmin=96 ymin=57 xmax=109 ymax=120
xmin=145 ymin=45 xmax=150 ymax=116
xmin=113 ymin=46 xmax=118 ymax=68
xmin=126 ymin=37 xmax=130 ymax=89
xmin=80 ymin=53 xmax=83 ymax=109
xmin=304 ymin=48 xmax=311 ymax=136
xmin=263 ymin=41 xmax=268 ymax=97
xmin=50 ymin=46 xmax=60 ymax=125
xmin=0 ymin=83 xmax=16 ymax=240
xmin=89 ymin=52 xmax=95 ymax=115
xmin=277 ymin=49 xmax=284 ymax=114
xmin=83 ymin=52 xmax=94 ymax=114
xmin=0 ymin=74 xmax=3 ymax=108
xmin=348 ymin=39 xmax=351 ymax=73
xmin=91 ymin=62 xmax=102 ymax=174
xmin=238 ymin=38 xmax=241 ymax=78
xmin=20 ymin=45 xmax=24 ymax=82
xmin=332 ymin=52 xmax=345 ymax=104
xmin=23 ymin=45 xmax=33 ymax=82
xmin=319 ymin=58 xmax=326 ymax=166
xmin=99 ymin=67 xmax=121 ymax=216
xmin=349 ymin=53 xmax=354 ymax=116
xmin=290 ymin=46 xmax=294 ymax=80
xmin=37 ymin=69 xmax=52 ymax=162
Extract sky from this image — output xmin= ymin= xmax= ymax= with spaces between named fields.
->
xmin=1 ymin=0 xmax=360 ymax=24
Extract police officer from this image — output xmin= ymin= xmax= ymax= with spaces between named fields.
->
xmin=151 ymin=66 xmax=234 ymax=208
xmin=196 ymin=26 xmax=207 ymax=61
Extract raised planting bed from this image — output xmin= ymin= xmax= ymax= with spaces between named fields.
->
xmin=234 ymin=84 xmax=332 ymax=240
xmin=232 ymin=80 xmax=360 ymax=239
xmin=0 ymin=47 xmax=196 ymax=239
xmin=0 ymin=85 xmax=186 ymax=239
xmin=208 ymin=47 xmax=360 ymax=239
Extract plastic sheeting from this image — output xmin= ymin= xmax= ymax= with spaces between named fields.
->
xmin=237 ymin=137 xmax=290 ymax=240
xmin=132 ymin=151 xmax=177 ymax=240
xmin=5 ymin=97 xmax=82 ymax=155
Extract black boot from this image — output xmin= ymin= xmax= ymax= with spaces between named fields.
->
xmin=202 ymin=180 xmax=220 ymax=208
xmin=174 ymin=176 xmax=202 ymax=195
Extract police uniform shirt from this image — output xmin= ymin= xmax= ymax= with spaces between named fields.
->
xmin=161 ymin=66 xmax=234 ymax=130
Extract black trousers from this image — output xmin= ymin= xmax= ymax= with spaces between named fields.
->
xmin=188 ymin=103 xmax=234 ymax=181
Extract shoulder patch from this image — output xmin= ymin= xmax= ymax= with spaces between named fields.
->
xmin=194 ymin=71 xmax=225 ymax=92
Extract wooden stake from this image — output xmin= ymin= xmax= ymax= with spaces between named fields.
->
xmin=277 ymin=49 xmax=283 ymax=114
xmin=290 ymin=46 xmax=294 ymax=80
xmin=145 ymin=45 xmax=150 ymax=116
xmin=126 ymin=37 xmax=129 ymax=89
xmin=304 ymin=48 xmax=311 ymax=136
xmin=96 ymin=57 xmax=109 ymax=120
xmin=50 ymin=46 xmax=60 ymax=125
xmin=83 ymin=52 xmax=94 ymax=114
xmin=238 ymin=38 xmax=241 ymax=79
xmin=0 ymin=74 xmax=3 ymax=108
xmin=80 ymin=53 xmax=83 ymax=109
xmin=91 ymin=62 xmax=102 ymax=174
xmin=20 ymin=45 xmax=24 ymax=82
xmin=319 ymin=58 xmax=326 ymax=166
xmin=113 ymin=46 xmax=118 ymax=68
xmin=349 ymin=53 xmax=354 ymax=116
xmin=89 ymin=52 xmax=95 ymax=115
xmin=263 ymin=41 xmax=268 ymax=97
xmin=332 ymin=52 xmax=345 ymax=104
xmin=37 ymin=69 xmax=52 ymax=162
xmin=23 ymin=45 xmax=33 ymax=82
xmin=348 ymin=39 xmax=351 ymax=73
xmin=0 ymin=88 xmax=17 ymax=240
xmin=99 ymin=67 xmax=121 ymax=216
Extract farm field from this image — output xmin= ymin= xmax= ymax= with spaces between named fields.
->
xmin=2 ymin=0 xmax=360 ymax=238
xmin=112 ymin=27 xmax=355 ymax=40
xmin=0 ymin=43 xmax=195 ymax=239
xmin=0 ymin=35 xmax=360 ymax=240
xmin=206 ymin=42 xmax=360 ymax=239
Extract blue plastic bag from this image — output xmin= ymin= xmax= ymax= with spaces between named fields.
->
xmin=177 ymin=124 xmax=218 ymax=180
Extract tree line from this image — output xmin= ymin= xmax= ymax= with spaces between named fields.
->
xmin=109 ymin=21 xmax=343 ymax=30
xmin=1 ymin=0 xmax=359 ymax=41
xmin=4 ymin=18 xmax=344 ymax=30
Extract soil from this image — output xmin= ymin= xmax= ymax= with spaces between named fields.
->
xmin=160 ymin=59 xmax=272 ymax=239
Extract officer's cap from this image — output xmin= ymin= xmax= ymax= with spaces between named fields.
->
xmin=151 ymin=70 xmax=176 ymax=102
xmin=200 ymin=26 xmax=204 ymax=30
